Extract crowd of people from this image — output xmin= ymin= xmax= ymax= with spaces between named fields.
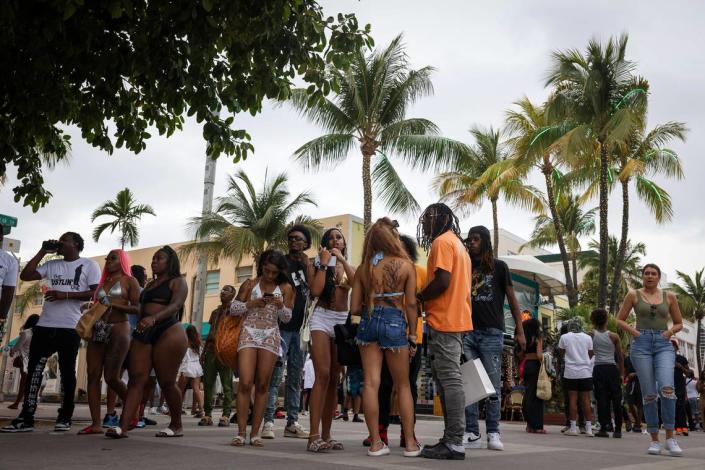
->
xmin=0 ymin=205 xmax=702 ymax=459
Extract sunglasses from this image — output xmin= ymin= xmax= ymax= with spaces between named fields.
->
xmin=391 ymin=219 xmax=400 ymax=229
xmin=288 ymin=235 xmax=306 ymax=242
xmin=650 ymin=304 xmax=657 ymax=318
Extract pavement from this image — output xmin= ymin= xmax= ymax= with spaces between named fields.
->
xmin=1 ymin=403 xmax=704 ymax=469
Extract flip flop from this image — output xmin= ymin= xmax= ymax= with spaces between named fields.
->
xmin=326 ymin=439 xmax=344 ymax=450
xmin=105 ymin=427 xmax=128 ymax=439
xmin=155 ymin=427 xmax=183 ymax=438
xmin=78 ymin=425 xmax=102 ymax=435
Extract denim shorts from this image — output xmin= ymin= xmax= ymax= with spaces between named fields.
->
xmin=355 ymin=305 xmax=408 ymax=350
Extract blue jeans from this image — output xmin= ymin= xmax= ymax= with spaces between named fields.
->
xmin=630 ymin=329 xmax=676 ymax=433
xmin=463 ymin=328 xmax=503 ymax=434
xmin=264 ymin=329 xmax=304 ymax=425
xmin=356 ymin=306 xmax=408 ymax=350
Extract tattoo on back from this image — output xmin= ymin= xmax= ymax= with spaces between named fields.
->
xmin=381 ymin=260 xmax=403 ymax=306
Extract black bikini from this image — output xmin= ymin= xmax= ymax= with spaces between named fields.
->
xmin=132 ymin=279 xmax=179 ymax=344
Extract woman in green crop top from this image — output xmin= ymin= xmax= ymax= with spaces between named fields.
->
xmin=616 ymin=263 xmax=684 ymax=457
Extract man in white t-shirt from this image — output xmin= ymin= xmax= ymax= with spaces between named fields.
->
xmin=1 ymin=232 xmax=100 ymax=433
xmin=558 ymin=318 xmax=595 ymax=437
xmin=0 ymin=225 xmax=19 ymax=336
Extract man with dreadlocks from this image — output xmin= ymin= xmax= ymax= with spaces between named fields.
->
xmin=416 ymin=203 xmax=472 ymax=460
xmin=462 ymin=226 xmax=525 ymax=451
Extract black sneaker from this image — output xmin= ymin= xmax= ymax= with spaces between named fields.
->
xmin=142 ymin=417 xmax=157 ymax=426
xmin=595 ymin=431 xmax=609 ymax=438
xmin=352 ymin=415 xmax=364 ymax=423
xmin=632 ymin=426 xmax=642 ymax=433
xmin=421 ymin=442 xmax=465 ymax=460
xmin=613 ymin=432 xmax=622 ymax=438
xmin=0 ymin=418 xmax=34 ymax=433
xmin=54 ymin=420 xmax=71 ymax=432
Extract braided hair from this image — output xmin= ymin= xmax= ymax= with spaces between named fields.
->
xmin=416 ymin=203 xmax=462 ymax=251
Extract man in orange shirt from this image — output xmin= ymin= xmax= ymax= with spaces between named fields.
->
xmin=416 ymin=203 xmax=472 ymax=460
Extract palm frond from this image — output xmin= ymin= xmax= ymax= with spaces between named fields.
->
xmin=372 ymin=152 xmax=420 ymax=216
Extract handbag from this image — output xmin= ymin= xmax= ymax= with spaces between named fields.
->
xmin=215 ymin=314 xmax=243 ymax=371
xmin=12 ymin=355 xmax=23 ymax=369
xmin=299 ymin=298 xmax=316 ymax=353
xmin=536 ymin=361 xmax=552 ymax=401
xmin=461 ymin=357 xmax=496 ymax=406
xmin=334 ymin=313 xmax=361 ymax=367
xmin=75 ymin=302 xmax=108 ymax=340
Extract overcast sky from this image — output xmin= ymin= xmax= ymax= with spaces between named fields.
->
xmin=2 ymin=0 xmax=703 ymax=283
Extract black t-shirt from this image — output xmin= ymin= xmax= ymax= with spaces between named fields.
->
xmin=675 ymin=354 xmax=688 ymax=390
xmin=470 ymin=259 xmax=512 ymax=330
xmin=279 ymin=257 xmax=309 ymax=332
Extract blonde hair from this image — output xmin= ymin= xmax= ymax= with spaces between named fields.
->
xmin=359 ymin=218 xmax=410 ymax=312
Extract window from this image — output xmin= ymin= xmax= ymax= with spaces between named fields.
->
xmin=206 ymin=271 xmax=220 ymax=295
xmin=236 ymin=266 xmax=252 ymax=284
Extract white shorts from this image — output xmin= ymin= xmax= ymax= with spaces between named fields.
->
xmin=309 ymin=306 xmax=348 ymax=339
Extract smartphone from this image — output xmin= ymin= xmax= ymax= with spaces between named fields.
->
xmin=328 ymin=256 xmax=337 ymax=266
xmin=42 ymin=240 xmax=60 ymax=251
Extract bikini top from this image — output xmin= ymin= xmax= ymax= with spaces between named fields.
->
xmin=371 ymin=252 xmax=404 ymax=299
xmin=140 ymin=279 xmax=173 ymax=306
xmin=251 ymin=282 xmax=282 ymax=299
xmin=97 ymin=280 xmax=123 ymax=300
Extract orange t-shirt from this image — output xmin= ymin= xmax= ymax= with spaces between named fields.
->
xmin=424 ymin=231 xmax=473 ymax=333
xmin=412 ymin=264 xmax=427 ymax=344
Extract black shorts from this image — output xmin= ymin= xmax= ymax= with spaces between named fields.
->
xmin=132 ymin=317 xmax=179 ymax=345
xmin=564 ymin=377 xmax=593 ymax=392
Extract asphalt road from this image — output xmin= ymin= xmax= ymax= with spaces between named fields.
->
xmin=1 ymin=403 xmax=704 ymax=470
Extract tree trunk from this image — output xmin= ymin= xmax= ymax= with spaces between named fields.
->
xmin=597 ymin=142 xmax=610 ymax=309
xmin=491 ymin=198 xmax=499 ymax=258
xmin=361 ymin=143 xmax=374 ymax=232
xmin=571 ymin=251 xmax=578 ymax=296
xmin=609 ymin=176 xmax=630 ymax=314
xmin=697 ymin=315 xmax=703 ymax=377
xmin=543 ymin=160 xmax=578 ymax=307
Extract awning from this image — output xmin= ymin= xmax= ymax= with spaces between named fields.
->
xmin=499 ymin=255 xmax=566 ymax=296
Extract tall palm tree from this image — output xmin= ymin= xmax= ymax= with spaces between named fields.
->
xmin=180 ymin=169 xmax=321 ymax=266
xmin=433 ymin=126 xmax=543 ymax=257
xmin=521 ymin=194 xmax=597 ymax=290
xmin=579 ymin=236 xmax=645 ymax=307
xmin=546 ymin=34 xmax=646 ymax=309
xmin=288 ymin=34 xmax=469 ymax=230
xmin=504 ymin=97 xmax=580 ymax=306
xmin=607 ymin=119 xmax=687 ymax=312
xmin=91 ymin=188 xmax=156 ymax=249
xmin=670 ymin=269 xmax=705 ymax=373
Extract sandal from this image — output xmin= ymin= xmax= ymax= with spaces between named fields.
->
xmin=218 ymin=416 xmax=230 ymax=427
xmin=231 ymin=434 xmax=247 ymax=447
xmin=307 ymin=434 xmax=330 ymax=453
xmin=250 ymin=435 xmax=264 ymax=447
xmin=155 ymin=427 xmax=183 ymax=438
xmin=198 ymin=416 xmax=213 ymax=426
xmin=78 ymin=425 xmax=102 ymax=435
xmin=105 ymin=427 xmax=128 ymax=439
xmin=326 ymin=438 xmax=344 ymax=451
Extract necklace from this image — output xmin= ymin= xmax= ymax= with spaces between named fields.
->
xmin=641 ymin=288 xmax=662 ymax=305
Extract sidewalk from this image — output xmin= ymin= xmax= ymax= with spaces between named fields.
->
xmin=2 ymin=403 xmax=704 ymax=469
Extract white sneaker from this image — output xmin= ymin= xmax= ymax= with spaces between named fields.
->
xmin=564 ymin=428 xmax=579 ymax=436
xmin=487 ymin=432 xmax=504 ymax=451
xmin=262 ymin=421 xmax=275 ymax=439
xmin=464 ymin=431 xmax=483 ymax=449
xmin=149 ymin=407 xmax=158 ymax=415
xmin=284 ymin=421 xmax=309 ymax=438
xmin=665 ymin=438 xmax=683 ymax=457
xmin=648 ymin=441 xmax=662 ymax=455
xmin=158 ymin=405 xmax=168 ymax=415
xmin=584 ymin=430 xmax=594 ymax=437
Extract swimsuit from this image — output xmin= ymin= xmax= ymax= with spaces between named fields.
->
xmin=132 ymin=279 xmax=179 ymax=345
xmin=230 ymin=282 xmax=292 ymax=355
xmin=92 ymin=281 xmax=125 ymax=343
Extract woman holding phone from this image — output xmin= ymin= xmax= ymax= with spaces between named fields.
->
xmin=306 ymin=228 xmax=356 ymax=453
xmin=229 ymin=250 xmax=294 ymax=447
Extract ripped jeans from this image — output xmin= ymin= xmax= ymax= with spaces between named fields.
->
xmin=630 ymin=329 xmax=676 ymax=433
xmin=463 ymin=327 xmax=503 ymax=434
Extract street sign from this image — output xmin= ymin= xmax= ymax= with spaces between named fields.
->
xmin=0 ymin=214 xmax=18 ymax=228
xmin=1 ymin=238 xmax=20 ymax=253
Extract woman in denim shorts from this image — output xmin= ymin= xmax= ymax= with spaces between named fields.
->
xmin=351 ymin=218 xmax=422 ymax=458
xmin=617 ymin=263 xmax=684 ymax=457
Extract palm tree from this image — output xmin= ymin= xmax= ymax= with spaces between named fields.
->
xmin=547 ymin=34 xmax=647 ymax=309
xmin=288 ymin=34 xmax=469 ymax=230
xmin=670 ymin=269 xmax=705 ymax=373
xmin=504 ymin=97 xmax=580 ymax=306
xmin=434 ymin=126 xmax=543 ymax=257
xmin=579 ymin=236 xmax=645 ymax=307
xmin=180 ymin=169 xmax=321 ymax=266
xmin=521 ymin=194 xmax=596 ymax=290
xmin=607 ymin=119 xmax=687 ymax=312
xmin=91 ymin=188 xmax=156 ymax=249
